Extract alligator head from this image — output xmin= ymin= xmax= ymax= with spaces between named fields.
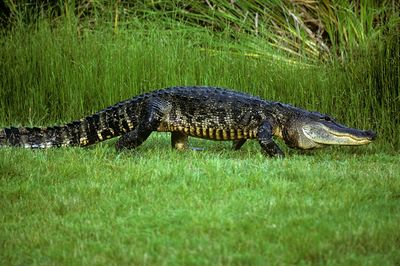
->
xmin=277 ymin=107 xmax=376 ymax=150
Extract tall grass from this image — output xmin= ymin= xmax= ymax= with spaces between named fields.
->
xmin=0 ymin=2 xmax=398 ymax=150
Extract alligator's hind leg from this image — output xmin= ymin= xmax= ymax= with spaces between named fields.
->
xmin=171 ymin=132 xmax=188 ymax=150
xmin=115 ymin=99 xmax=170 ymax=151
xmin=232 ymin=139 xmax=246 ymax=150
xmin=257 ymin=121 xmax=284 ymax=158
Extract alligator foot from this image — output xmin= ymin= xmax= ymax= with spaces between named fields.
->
xmin=259 ymin=140 xmax=285 ymax=158
xmin=171 ymin=132 xmax=205 ymax=151
xmin=232 ymin=139 xmax=246 ymax=150
xmin=257 ymin=121 xmax=285 ymax=158
xmin=171 ymin=132 xmax=188 ymax=150
xmin=116 ymin=127 xmax=150 ymax=151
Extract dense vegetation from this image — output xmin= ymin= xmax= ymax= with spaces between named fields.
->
xmin=0 ymin=1 xmax=399 ymax=265
xmin=0 ymin=0 xmax=398 ymax=149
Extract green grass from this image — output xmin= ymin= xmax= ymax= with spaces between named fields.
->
xmin=1 ymin=3 xmax=399 ymax=265
xmin=1 ymin=135 xmax=399 ymax=265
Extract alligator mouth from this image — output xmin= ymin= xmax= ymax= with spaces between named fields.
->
xmin=302 ymin=123 xmax=376 ymax=146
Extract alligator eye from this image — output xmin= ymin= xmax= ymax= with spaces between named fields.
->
xmin=321 ymin=116 xmax=332 ymax=121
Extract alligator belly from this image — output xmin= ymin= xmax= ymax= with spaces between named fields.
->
xmin=157 ymin=123 xmax=257 ymax=141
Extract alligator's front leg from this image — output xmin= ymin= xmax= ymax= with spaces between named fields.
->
xmin=257 ymin=121 xmax=284 ymax=158
xmin=116 ymin=99 xmax=169 ymax=151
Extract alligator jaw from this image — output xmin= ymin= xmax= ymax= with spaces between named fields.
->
xmin=302 ymin=123 xmax=376 ymax=146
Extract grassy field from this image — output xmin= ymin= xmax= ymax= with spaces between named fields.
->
xmin=1 ymin=2 xmax=399 ymax=265
xmin=1 ymin=136 xmax=399 ymax=265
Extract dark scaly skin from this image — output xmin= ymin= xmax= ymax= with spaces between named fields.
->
xmin=113 ymin=87 xmax=284 ymax=155
xmin=0 ymin=86 xmax=376 ymax=157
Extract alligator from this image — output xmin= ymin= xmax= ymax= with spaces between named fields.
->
xmin=0 ymin=86 xmax=376 ymax=157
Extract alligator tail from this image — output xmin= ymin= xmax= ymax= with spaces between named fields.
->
xmin=0 ymin=100 xmax=139 ymax=148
